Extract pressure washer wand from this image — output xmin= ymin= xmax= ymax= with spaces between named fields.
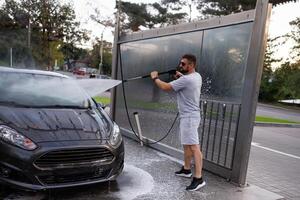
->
xmin=123 ymin=69 xmax=176 ymax=82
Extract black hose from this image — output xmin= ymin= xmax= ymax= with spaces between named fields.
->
xmin=118 ymin=45 xmax=179 ymax=145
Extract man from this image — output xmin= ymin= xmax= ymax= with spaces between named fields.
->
xmin=150 ymin=54 xmax=205 ymax=191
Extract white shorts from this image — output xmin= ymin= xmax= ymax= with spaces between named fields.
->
xmin=179 ymin=117 xmax=200 ymax=145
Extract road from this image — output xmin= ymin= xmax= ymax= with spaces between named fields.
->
xmin=247 ymin=127 xmax=300 ymax=200
xmin=256 ymin=103 xmax=300 ymax=122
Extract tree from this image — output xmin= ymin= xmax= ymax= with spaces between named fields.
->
xmin=289 ymin=17 xmax=300 ymax=60
xmin=272 ymin=62 xmax=300 ymax=100
xmin=151 ymin=2 xmax=187 ymax=27
xmin=259 ymin=37 xmax=282 ymax=101
xmin=0 ymin=1 xmax=33 ymax=67
xmin=197 ymin=0 xmax=256 ymax=16
xmin=0 ymin=0 xmax=89 ymax=69
xmin=119 ymin=1 xmax=187 ymax=32
xmin=120 ymin=1 xmax=152 ymax=32
xmin=161 ymin=0 xmax=196 ymax=22
xmin=60 ymin=43 xmax=89 ymax=61
xmin=89 ymin=39 xmax=113 ymax=75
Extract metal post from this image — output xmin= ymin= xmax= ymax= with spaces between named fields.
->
xmin=99 ymin=29 xmax=104 ymax=75
xmin=110 ymin=0 xmax=121 ymax=120
xmin=188 ymin=2 xmax=192 ymax=22
xmin=231 ymin=0 xmax=272 ymax=186
xmin=133 ymin=112 xmax=144 ymax=146
xmin=54 ymin=59 xmax=57 ymax=70
xmin=28 ymin=17 xmax=31 ymax=48
xmin=10 ymin=48 xmax=13 ymax=67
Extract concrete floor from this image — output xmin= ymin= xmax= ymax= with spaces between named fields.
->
xmin=0 ymin=137 xmax=283 ymax=200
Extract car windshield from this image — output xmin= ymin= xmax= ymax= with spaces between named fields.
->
xmin=0 ymin=71 xmax=91 ymax=108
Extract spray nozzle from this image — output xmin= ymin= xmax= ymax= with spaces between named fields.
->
xmin=158 ymin=69 xmax=176 ymax=76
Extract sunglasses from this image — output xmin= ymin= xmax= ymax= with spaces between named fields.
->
xmin=180 ymin=62 xmax=187 ymax=66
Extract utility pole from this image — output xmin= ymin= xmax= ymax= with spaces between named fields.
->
xmin=189 ymin=3 xmax=192 ymax=22
xmin=28 ymin=17 xmax=31 ymax=48
xmin=10 ymin=48 xmax=13 ymax=67
xmin=99 ymin=28 xmax=106 ymax=75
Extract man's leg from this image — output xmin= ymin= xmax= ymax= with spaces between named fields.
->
xmin=186 ymin=144 xmax=206 ymax=191
xmin=183 ymin=145 xmax=193 ymax=169
xmin=175 ymin=145 xmax=193 ymax=177
xmin=190 ymin=144 xmax=203 ymax=178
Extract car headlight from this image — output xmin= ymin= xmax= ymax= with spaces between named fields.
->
xmin=0 ymin=125 xmax=37 ymax=150
xmin=109 ymin=123 xmax=122 ymax=147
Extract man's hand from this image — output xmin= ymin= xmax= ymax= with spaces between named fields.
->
xmin=174 ymin=71 xmax=183 ymax=79
xmin=151 ymin=70 xmax=172 ymax=91
xmin=150 ymin=71 xmax=158 ymax=80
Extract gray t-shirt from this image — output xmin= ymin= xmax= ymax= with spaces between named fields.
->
xmin=170 ymin=72 xmax=202 ymax=118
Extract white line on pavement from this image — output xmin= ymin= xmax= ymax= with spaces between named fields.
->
xmin=251 ymin=142 xmax=300 ymax=160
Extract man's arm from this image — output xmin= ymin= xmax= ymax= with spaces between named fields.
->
xmin=154 ymin=79 xmax=173 ymax=91
xmin=150 ymin=71 xmax=173 ymax=91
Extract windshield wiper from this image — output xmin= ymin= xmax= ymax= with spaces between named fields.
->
xmin=0 ymin=101 xmax=32 ymax=108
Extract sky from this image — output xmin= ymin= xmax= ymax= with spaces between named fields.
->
xmin=268 ymin=1 xmax=300 ymax=65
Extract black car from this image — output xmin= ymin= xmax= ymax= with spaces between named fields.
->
xmin=0 ymin=67 xmax=124 ymax=190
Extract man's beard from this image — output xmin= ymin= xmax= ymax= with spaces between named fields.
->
xmin=177 ymin=66 xmax=188 ymax=75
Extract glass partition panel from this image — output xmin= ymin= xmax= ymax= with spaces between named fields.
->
xmin=116 ymin=22 xmax=253 ymax=168
xmin=116 ymin=31 xmax=203 ymax=148
xmin=200 ymin=23 xmax=253 ymax=102
xmin=198 ymin=22 xmax=253 ymax=167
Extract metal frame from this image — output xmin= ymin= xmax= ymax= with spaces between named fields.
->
xmin=118 ymin=10 xmax=254 ymax=44
xmin=111 ymin=0 xmax=271 ymax=186
xmin=231 ymin=0 xmax=272 ymax=186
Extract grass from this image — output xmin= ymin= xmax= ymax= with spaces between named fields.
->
xmin=0 ymin=62 xmax=9 ymax=66
xmin=93 ymin=96 xmax=111 ymax=105
xmin=93 ymin=96 xmax=176 ymax=110
xmin=255 ymin=116 xmax=300 ymax=124
xmin=93 ymin=96 xmax=300 ymax=124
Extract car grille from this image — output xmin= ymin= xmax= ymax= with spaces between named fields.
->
xmin=38 ymin=169 xmax=111 ymax=185
xmin=34 ymin=147 xmax=114 ymax=169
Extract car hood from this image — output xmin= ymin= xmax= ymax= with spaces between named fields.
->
xmin=0 ymin=106 xmax=112 ymax=143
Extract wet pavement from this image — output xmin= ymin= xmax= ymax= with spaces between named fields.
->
xmin=247 ymin=127 xmax=300 ymax=200
xmin=0 ymin=137 xmax=283 ymax=200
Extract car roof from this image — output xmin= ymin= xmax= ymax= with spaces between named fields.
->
xmin=0 ymin=66 xmax=69 ymax=78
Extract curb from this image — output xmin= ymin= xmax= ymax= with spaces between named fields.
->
xmin=254 ymin=122 xmax=300 ymax=128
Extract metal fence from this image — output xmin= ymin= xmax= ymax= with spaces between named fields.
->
xmin=200 ymin=100 xmax=241 ymax=169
